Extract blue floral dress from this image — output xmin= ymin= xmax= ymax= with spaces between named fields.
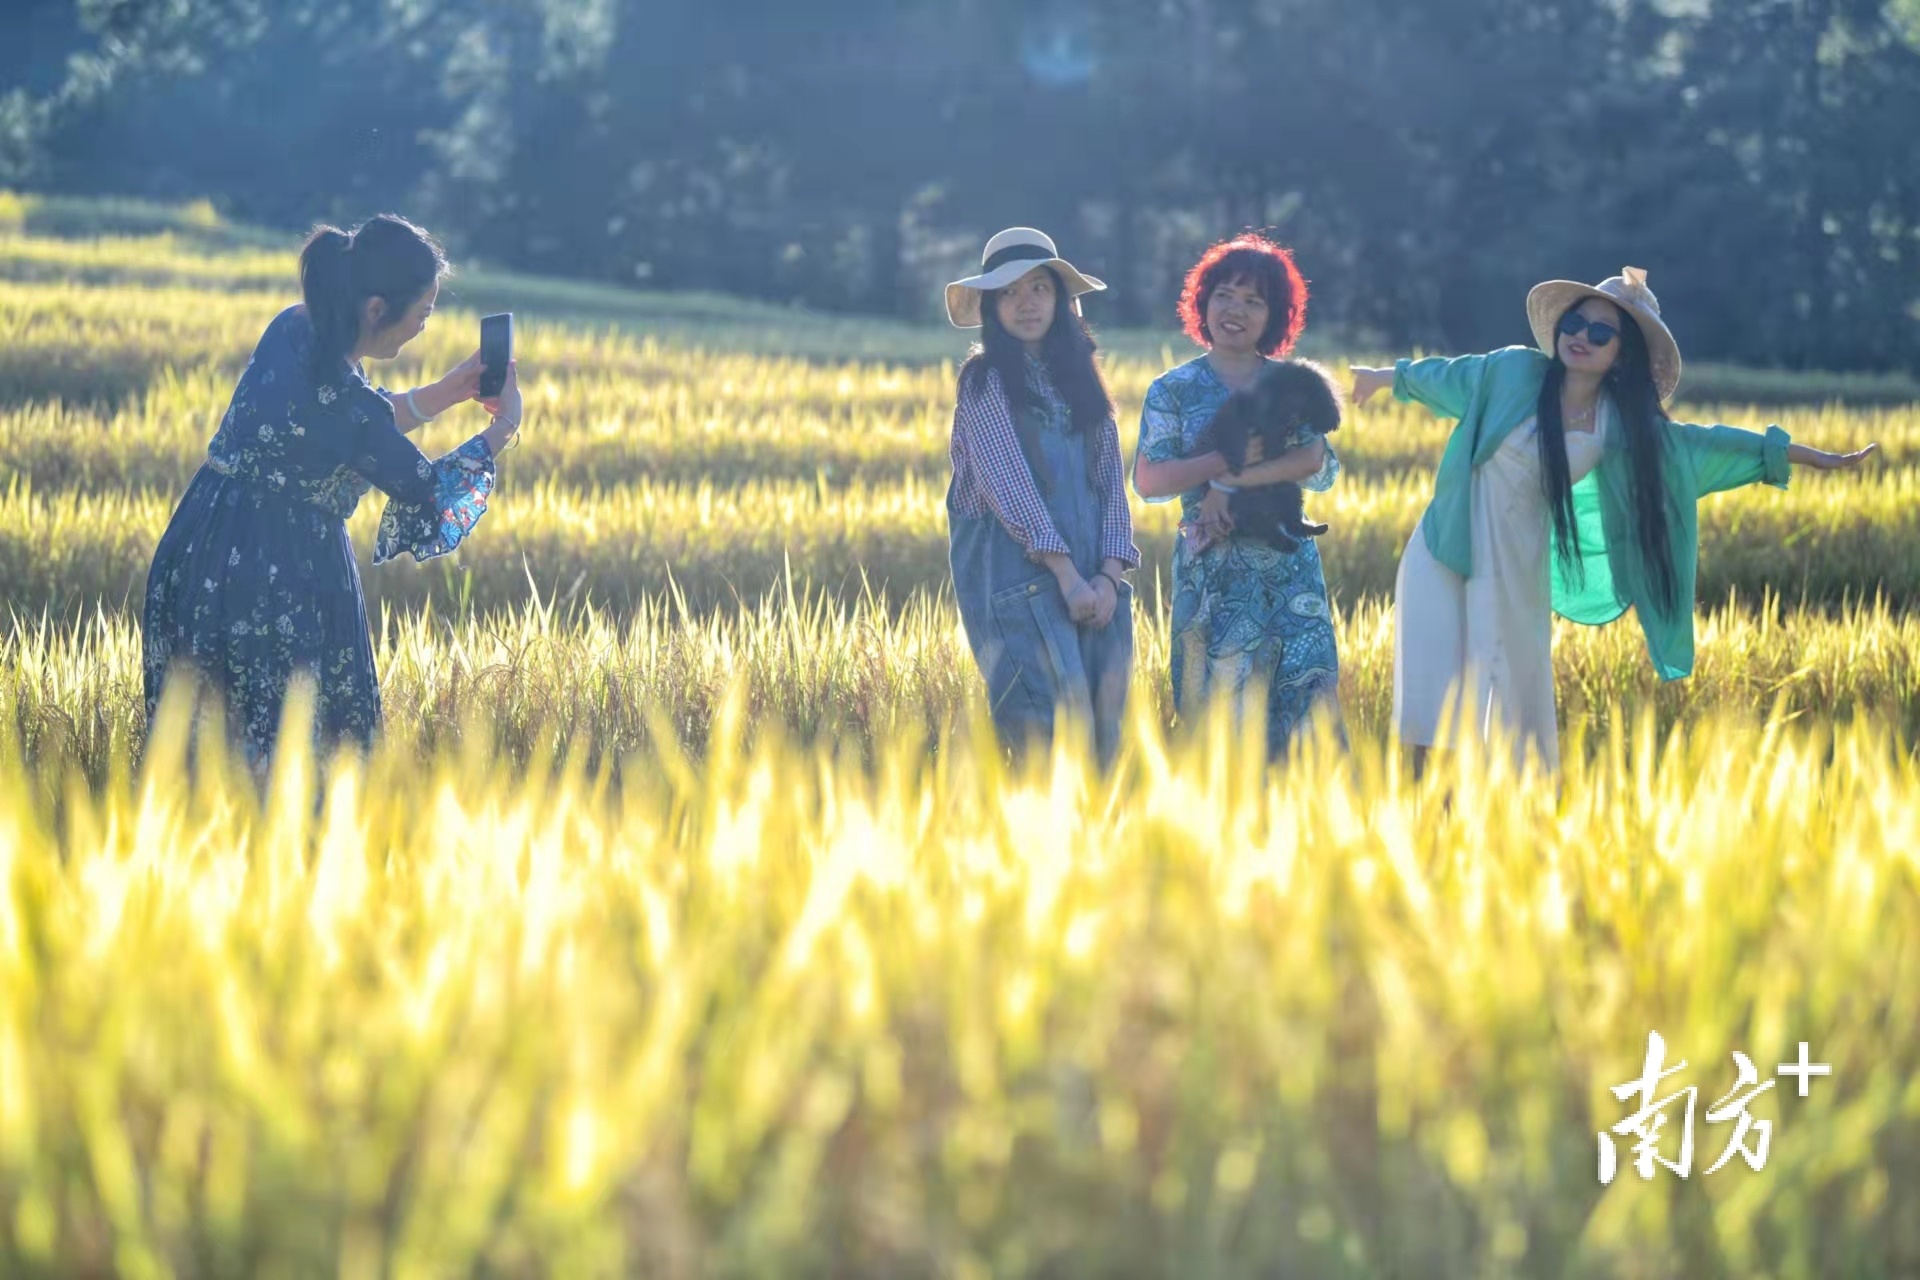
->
xmin=142 ymin=305 xmax=496 ymax=764
xmin=1135 ymin=356 xmax=1344 ymax=756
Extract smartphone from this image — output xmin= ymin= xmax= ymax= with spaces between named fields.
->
xmin=478 ymin=313 xmax=513 ymax=398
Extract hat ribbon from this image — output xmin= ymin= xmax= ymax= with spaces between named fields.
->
xmin=982 ymin=243 xmax=1056 ymax=273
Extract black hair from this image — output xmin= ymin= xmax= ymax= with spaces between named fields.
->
xmin=1537 ymin=301 xmax=1680 ymax=612
xmin=298 ymin=214 xmax=448 ymax=379
xmin=956 ymin=266 xmax=1116 ymax=493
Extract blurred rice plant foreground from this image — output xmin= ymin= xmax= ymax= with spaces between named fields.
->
xmin=0 ymin=689 xmax=1916 ymax=1279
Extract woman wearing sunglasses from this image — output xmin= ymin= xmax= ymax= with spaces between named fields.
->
xmin=1350 ymin=267 xmax=1876 ymax=774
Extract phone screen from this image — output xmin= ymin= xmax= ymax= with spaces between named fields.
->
xmin=478 ymin=313 xmax=513 ymax=398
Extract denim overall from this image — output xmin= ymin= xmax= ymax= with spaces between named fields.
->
xmin=949 ymin=372 xmax=1134 ymax=767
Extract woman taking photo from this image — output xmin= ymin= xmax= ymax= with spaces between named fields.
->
xmin=944 ymin=227 xmax=1139 ymax=767
xmin=1352 ymin=267 xmax=1876 ymax=774
xmin=142 ymin=213 xmax=526 ymax=766
xmin=1133 ymin=233 xmax=1344 ymax=758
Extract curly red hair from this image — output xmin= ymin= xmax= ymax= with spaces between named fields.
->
xmin=1177 ymin=234 xmax=1309 ymax=357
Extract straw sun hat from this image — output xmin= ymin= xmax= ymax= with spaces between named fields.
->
xmin=944 ymin=227 xmax=1106 ymax=329
xmin=1525 ymin=266 xmax=1683 ymax=403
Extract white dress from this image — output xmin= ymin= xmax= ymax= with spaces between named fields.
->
xmin=1393 ymin=409 xmax=1609 ymax=773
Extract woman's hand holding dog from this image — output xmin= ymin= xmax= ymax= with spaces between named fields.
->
xmin=1196 ymin=485 xmax=1235 ymax=541
xmin=1221 ymin=436 xmax=1328 ymax=488
xmin=1188 ymin=433 xmax=1258 ymax=551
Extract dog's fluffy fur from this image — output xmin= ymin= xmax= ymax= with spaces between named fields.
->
xmin=1207 ymin=359 xmax=1343 ymax=553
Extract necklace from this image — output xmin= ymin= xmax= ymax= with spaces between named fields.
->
xmin=1562 ymin=399 xmax=1599 ymax=433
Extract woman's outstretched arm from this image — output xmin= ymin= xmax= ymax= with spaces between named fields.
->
xmin=1678 ymin=420 xmax=1878 ymax=497
xmin=1350 ymin=366 xmax=1396 ymax=407
xmin=1353 ymin=352 xmax=1498 ymax=419
xmin=1788 ymin=442 xmax=1879 ymax=470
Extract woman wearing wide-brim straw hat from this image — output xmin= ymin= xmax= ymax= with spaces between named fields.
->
xmin=1350 ymin=267 xmax=1877 ymax=775
xmin=942 ymin=228 xmax=1140 ymax=768
xmin=944 ymin=226 xmax=1107 ymax=327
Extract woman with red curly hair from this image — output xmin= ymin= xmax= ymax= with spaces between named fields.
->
xmin=1133 ymin=234 xmax=1343 ymax=757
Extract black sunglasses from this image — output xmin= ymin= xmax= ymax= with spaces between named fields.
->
xmin=1557 ymin=313 xmax=1620 ymax=347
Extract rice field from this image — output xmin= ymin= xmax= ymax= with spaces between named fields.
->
xmin=2 ymin=198 xmax=1918 ymax=1278
xmin=5 ymin=591 xmax=1920 ymax=789
xmin=1 ymin=274 xmax=1911 ymax=619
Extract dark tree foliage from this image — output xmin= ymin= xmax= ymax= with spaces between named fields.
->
xmin=6 ymin=0 xmax=1918 ymax=370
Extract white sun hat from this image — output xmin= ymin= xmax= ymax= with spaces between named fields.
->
xmin=944 ymin=227 xmax=1106 ymax=329
xmin=1526 ymin=266 xmax=1683 ymax=403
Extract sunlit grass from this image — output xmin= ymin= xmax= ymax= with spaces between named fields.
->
xmin=2 ymin=344 xmax=1912 ymax=495
xmin=0 ymin=684 xmax=1915 ymax=1276
xmin=2 ymin=464 xmax=1916 ymax=618
xmin=6 ymin=590 xmax=1917 ymax=785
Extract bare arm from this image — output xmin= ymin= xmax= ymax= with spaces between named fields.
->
xmin=384 ymin=350 xmax=486 ymax=434
xmin=383 ymin=383 xmax=467 ymax=435
xmin=1222 ymin=437 xmax=1328 ymax=487
xmin=1788 ymin=442 xmax=1878 ymax=470
xmin=1134 ymin=450 xmax=1233 ymax=500
xmin=1349 ymin=366 xmax=1396 ymax=406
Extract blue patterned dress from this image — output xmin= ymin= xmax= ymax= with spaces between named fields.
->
xmin=1135 ymin=356 xmax=1344 ymax=756
xmin=142 ymin=305 xmax=496 ymax=764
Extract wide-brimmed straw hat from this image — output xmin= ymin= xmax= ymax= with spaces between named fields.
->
xmin=945 ymin=227 xmax=1106 ymax=329
xmin=1526 ymin=266 xmax=1683 ymax=402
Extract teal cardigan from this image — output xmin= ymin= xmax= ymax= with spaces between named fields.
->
xmin=1394 ymin=346 xmax=1792 ymax=681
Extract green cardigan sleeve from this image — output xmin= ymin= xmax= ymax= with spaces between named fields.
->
xmin=1393 ymin=352 xmax=1488 ymax=421
xmin=1673 ymin=422 xmax=1792 ymax=497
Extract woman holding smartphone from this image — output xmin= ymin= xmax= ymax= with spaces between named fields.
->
xmin=142 ymin=213 xmax=527 ymax=767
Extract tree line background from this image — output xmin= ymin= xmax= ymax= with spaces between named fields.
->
xmin=3 ymin=0 xmax=1918 ymax=372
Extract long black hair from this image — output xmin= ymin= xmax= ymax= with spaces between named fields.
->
xmin=298 ymin=214 xmax=447 ymax=380
xmin=1537 ymin=302 xmax=1680 ymax=612
xmin=957 ymin=266 xmax=1115 ymax=492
